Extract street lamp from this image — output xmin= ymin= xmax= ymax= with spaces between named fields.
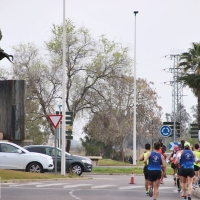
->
xmin=133 ymin=11 xmax=139 ymax=165
xmin=61 ymin=0 xmax=66 ymax=176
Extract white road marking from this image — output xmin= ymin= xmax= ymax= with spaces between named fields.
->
xmin=9 ymin=182 xmax=44 ymax=187
xmin=91 ymin=185 xmax=116 ymax=189
xmin=119 ymin=186 xmax=143 ymax=190
xmin=63 ymin=184 xmax=93 ymax=188
xmin=159 ymin=186 xmax=174 ymax=190
xmin=36 ymin=183 xmax=70 ymax=187
xmin=92 ymin=178 xmax=115 ymax=180
xmin=69 ymin=190 xmax=81 ymax=200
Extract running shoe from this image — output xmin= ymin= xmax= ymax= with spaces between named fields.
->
xmin=178 ymin=188 xmax=181 ymax=192
xmin=148 ymin=187 xmax=153 ymax=197
xmin=188 ymin=195 xmax=191 ymax=200
xmin=146 ymin=191 xmax=149 ymax=196
xmin=182 ymin=196 xmax=187 ymax=200
xmin=180 ymin=192 xmax=185 ymax=197
xmin=160 ymin=181 xmax=163 ymax=184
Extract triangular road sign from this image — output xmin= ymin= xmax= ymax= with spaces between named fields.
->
xmin=48 ymin=114 xmax=62 ymax=128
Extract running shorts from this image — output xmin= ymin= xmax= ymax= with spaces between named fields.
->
xmin=148 ymin=170 xmax=161 ymax=182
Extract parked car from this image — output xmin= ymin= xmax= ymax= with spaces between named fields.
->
xmin=24 ymin=145 xmax=93 ymax=176
xmin=0 ymin=141 xmax=54 ymax=173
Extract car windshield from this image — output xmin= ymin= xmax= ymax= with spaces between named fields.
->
xmin=0 ymin=142 xmax=29 ymax=153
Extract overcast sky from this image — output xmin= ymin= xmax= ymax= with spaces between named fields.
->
xmin=0 ymin=0 xmax=199 ymax=138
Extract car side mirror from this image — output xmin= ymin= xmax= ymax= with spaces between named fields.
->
xmin=17 ymin=149 xmax=22 ymax=154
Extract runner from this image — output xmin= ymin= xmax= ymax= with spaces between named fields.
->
xmin=144 ymin=141 xmax=166 ymax=200
xmin=193 ymin=143 xmax=200 ymax=189
xmin=159 ymin=141 xmax=167 ymax=184
xmin=175 ymin=143 xmax=183 ymax=192
xmin=168 ymin=145 xmax=179 ymax=186
xmin=177 ymin=141 xmax=196 ymax=200
xmin=139 ymin=143 xmax=151 ymax=196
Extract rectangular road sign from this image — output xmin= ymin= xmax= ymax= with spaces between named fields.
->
xmin=66 ymin=135 xmax=73 ymax=140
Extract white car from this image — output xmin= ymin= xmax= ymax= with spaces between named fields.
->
xmin=0 ymin=141 xmax=54 ymax=173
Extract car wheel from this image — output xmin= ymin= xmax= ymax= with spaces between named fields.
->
xmin=27 ymin=162 xmax=43 ymax=173
xmin=70 ymin=164 xmax=83 ymax=176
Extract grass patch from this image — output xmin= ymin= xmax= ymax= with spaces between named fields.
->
xmin=0 ymin=170 xmax=78 ymax=181
xmin=93 ymin=167 xmax=173 ymax=175
xmin=99 ymin=159 xmax=132 ymax=166
xmin=0 ymin=159 xmax=173 ymax=180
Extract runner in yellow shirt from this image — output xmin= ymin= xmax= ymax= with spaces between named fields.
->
xmin=193 ymin=143 xmax=200 ymax=189
xmin=139 ymin=143 xmax=151 ymax=196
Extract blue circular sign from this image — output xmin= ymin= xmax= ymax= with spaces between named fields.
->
xmin=160 ymin=125 xmax=172 ymax=137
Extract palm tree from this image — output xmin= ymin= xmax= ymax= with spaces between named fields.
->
xmin=178 ymin=42 xmax=200 ymax=130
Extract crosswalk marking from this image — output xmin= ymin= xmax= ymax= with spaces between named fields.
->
xmin=92 ymin=178 xmax=115 ymax=180
xmin=159 ymin=187 xmax=174 ymax=190
xmin=91 ymin=185 xmax=116 ymax=189
xmin=36 ymin=183 xmax=69 ymax=187
xmin=63 ymin=184 xmax=93 ymax=188
xmin=9 ymin=182 xmax=44 ymax=187
xmin=119 ymin=186 xmax=143 ymax=190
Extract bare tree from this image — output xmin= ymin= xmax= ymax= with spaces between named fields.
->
xmin=45 ymin=20 xmax=132 ymax=152
xmin=82 ymin=76 xmax=162 ymax=161
xmin=11 ymin=43 xmax=62 ymax=142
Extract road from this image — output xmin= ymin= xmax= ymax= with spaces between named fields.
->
xmin=1 ymin=174 xmax=199 ymax=200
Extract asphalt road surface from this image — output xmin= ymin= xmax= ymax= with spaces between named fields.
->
xmin=1 ymin=174 xmax=199 ymax=200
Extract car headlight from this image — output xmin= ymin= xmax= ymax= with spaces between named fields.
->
xmin=82 ymin=159 xmax=92 ymax=164
xmin=40 ymin=154 xmax=53 ymax=160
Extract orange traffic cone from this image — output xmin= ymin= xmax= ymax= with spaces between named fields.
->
xmin=129 ymin=172 xmax=135 ymax=184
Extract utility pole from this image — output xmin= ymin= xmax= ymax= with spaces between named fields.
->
xmin=169 ymin=54 xmax=183 ymax=141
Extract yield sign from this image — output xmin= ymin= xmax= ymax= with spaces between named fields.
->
xmin=48 ymin=114 xmax=62 ymax=128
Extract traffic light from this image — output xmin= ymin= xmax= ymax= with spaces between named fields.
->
xmin=190 ymin=124 xmax=198 ymax=138
xmin=176 ymin=122 xmax=180 ymax=138
xmin=163 ymin=122 xmax=180 ymax=138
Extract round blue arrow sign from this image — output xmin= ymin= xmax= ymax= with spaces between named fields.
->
xmin=160 ymin=125 xmax=172 ymax=137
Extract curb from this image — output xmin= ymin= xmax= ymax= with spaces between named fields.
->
xmin=1 ymin=177 xmax=91 ymax=183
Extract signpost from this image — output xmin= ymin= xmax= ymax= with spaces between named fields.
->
xmin=48 ymin=114 xmax=62 ymax=174
xmin=160 ymin=125 xmax=172 ymax=137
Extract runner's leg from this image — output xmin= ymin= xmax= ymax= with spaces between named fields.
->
xmin=153 ymin=179 xmax=160 ymax=200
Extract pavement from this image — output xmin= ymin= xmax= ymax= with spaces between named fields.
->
xmin=192 ymin=188 xmax=200 ymax=199
xmin=1 ymin=171 xmax=200 ymax=199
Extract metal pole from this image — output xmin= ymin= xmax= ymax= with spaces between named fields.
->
xmin=133 ymin=11 xmax=138 ymax=165
xmin=58 ymin=104 xmax=62 ymax=148
xmin=54 ymin=129 xmax=57 ymax=174
xmin=58 ymin=107 xmax=60 ymax=149
xmin=173 ymin=56 xmax=176 ymax=142
xmin=61 ymin=0 xmax=66 ymax=176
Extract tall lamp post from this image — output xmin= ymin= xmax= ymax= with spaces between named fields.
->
xmin=61 ymin=0 xmax=66 ymax=176
xmin=133 ymin=11 xmax=139 ymax=165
